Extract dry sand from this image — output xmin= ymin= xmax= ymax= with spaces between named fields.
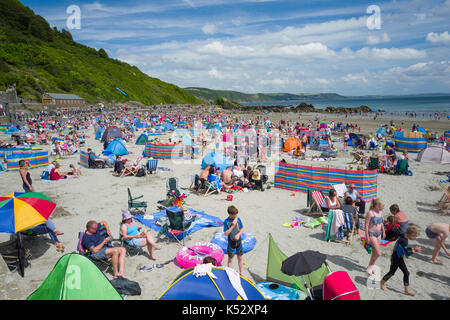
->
xmin=0 ymin=116 xmax=449 ymax=300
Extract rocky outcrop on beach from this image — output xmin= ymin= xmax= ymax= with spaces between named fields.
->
xmin=324 ymin=105 xmax=372 ymax=113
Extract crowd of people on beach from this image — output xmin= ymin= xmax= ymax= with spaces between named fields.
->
xmin=1 ymin=102 xmax=449 ymax=297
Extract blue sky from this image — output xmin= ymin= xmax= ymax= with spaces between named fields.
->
xmin=20 ymin=0 xmax=450 ymax=95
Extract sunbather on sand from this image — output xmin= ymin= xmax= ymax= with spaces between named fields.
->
xmin=221 ymin=166 xmax=235 ymax=191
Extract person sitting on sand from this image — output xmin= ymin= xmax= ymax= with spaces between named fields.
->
xmin=67 ymin=164 xmax=82 ymax=177
xmin=380 ymin=224 xmax=422 ymax=296
xmin=221 ymin=166 xmax=235 ymax=191
xmin=49 ymin=162 xmax=67 ymax=180
xmin=82 ymin=220 xmax=127 ymax=279
xmin=120 ymin=211 xmax=160 ymax=260
xmin=425 ymin=223 xmax=449 ymax=264
xmin=384 ymin=216 xmax=400 ymax=241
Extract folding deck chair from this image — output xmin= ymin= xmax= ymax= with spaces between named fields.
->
xmin=203 ymin=180 xmax=220 ymax=196
xmin=324 ymin=210 xmax=355 ymax=245
xmin=350 ymin=152 xmax=365 ymax=165
xmin=307 ymin=189 xmax=326 ymax=215
xmin=147 ymin=159 xmax=158 ymax=174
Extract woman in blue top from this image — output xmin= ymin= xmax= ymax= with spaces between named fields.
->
xmin=120 ymin=211 xmax=160 ymax=260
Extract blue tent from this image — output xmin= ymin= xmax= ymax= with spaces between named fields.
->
xmin=163 ymin=123 xmax=175 ymax=131
xmin=7 ymin=126 xmax=18 ymax=134
xmin=376 ymin=127 xmax=387 ymax=136
xmin=135 ymin=134 xmax=149 ymax=145
xmin=202 ymin=152 xmax=232 ymax=172
xmin=158 ymin=267 xmax=265 ymax=300
xmin=417 ymin=127 xmax=426 ymax=134
xmin=95 ymin=128 xmax=104 ymax=140
xmin=347 ymin=133 xmax=359 ymax=146
xmin=103 ymin=138 xmax=128 ymax=156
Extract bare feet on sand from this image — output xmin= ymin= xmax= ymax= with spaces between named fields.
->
xmin=404 ymin=287 xmax=416 ymax=296
xmin=380 ymin=280 xmax=388 ymax=291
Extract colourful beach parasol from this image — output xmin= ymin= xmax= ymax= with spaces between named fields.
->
xmin=0 ymin=192 xmax=56 ymax=234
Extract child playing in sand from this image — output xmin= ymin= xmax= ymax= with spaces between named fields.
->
xmin=380 ymin=224 xmax=422 ymax=296
xmin=223 ymin=205 xmax=244 ymax=275
xmin=68 ymin=164 xmax=82 ymax=176
xmin=365 ymin=198 xmax=385 ymax=274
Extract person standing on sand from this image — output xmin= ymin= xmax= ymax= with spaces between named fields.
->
xmin=365 ymin=198 xmax=385 ymax=274
xmin=425 ymin=223 xmax=449 ymax=264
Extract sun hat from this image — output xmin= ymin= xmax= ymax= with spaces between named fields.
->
xmin=122 ymin=211 xmax=133 ymax=221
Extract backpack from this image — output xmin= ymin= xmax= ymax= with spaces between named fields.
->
xmin=136 ymin=166 xmax=146 ymax=177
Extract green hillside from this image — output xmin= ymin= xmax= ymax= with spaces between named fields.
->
xmin=184 ymin=87 xmax=344 ymax=103
xmin=0 ymin=0 xmax=204 ymax=105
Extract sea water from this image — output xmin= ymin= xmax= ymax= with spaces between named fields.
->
xmin=243 ymin=95 xmax=450 ymax=115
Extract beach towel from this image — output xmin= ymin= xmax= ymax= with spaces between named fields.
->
xmin=225 ymin=267 xmax=248 ymax=300
xmin=134 ymin=206 xmax=223 ymax=239
xmin=330 ymin=209 xmax=345 ymax=237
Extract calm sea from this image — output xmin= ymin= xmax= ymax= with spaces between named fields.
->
xmin=243 ymin=95 xmax=450 ymax=114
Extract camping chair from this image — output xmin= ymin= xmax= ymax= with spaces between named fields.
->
xmin=437 ymin=181 xmax=450 ymax=215
xmin=367 ymin=157 xmax=379 ymax=171
xmin=119 ymin=231 xmax=145 ymax=257
xmin=307 ymin=189 xmax=326 ymax=215
xmin=159 ymin=208 xmax=192 ymax=245
xmin=88 ymin=157 xmax=106 ymax=169
xmin=166 ymin=177 xmax=181 ymax=197
xmin=128 ymin=188 xmax=147 ymax=214
xmin=76 ymin=231 xmax=113 ymax=273
xmin=147 ymin=159 xmax=158 ymax=174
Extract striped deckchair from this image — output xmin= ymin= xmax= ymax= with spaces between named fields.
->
xmin=307 ymin=189 xmax=325 ymax=215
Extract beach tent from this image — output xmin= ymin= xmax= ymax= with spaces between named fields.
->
xmin=266 ymin=234 xmax=329 ymax=295
xmin=7 ymin=126 xmax=18 ymax=135
xmin=101 ymin=126 xmax=122 ymax=143
xmin=202 ymin=152 xmax=232 ymax=172
xmin=27 ymin=254 xmax=123 ymax=300
xmin=95 ymin=128 xmax=104 ymax=140
xmin=158 ymin=266 xmax=265 ymax=300
xmin=376 ymin=127 xmax=387 ymax=136
xmin=102 ymin=138 xmax=128 ymax=157
xmin=417 ymin=127 xmax=426 ymax=134
xmin=417 ymin=146 xmax=450 ymax=164
xmin=283 ymin=137 xmax=301 ymax=152
xmin=347 ymin=133 xmax=359 ymax=146
xmin=135 ymin=133 xmax=149 ymax=145
xmin=163 ymin=123 xmax=175 ymax=131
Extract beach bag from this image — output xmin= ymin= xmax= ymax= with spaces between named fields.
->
xmin=136 ymin=166 xmax=146 ymax=177
xmin=41 ymin=170 xmax=50 ymax=180
xmin=110 ymin=276 xmax=141 ymax=296
xmin=407 ymin=170 xmax=413 ymax=176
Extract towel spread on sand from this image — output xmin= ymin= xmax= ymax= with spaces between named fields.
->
xmin=225 ymin=267 xmax=248 ymax=300
xmin=330 ymin=209 xmax=345 ymax=236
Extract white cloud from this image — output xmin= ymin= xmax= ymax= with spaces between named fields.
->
xmin=366 ymin=32 xmax=391 ymax=45
xmin=202 ymin=24 xmax=217 ymax=35
xmin=426 ymin=31 xmax=450 ymax=45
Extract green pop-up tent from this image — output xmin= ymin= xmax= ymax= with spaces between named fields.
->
xmin=27 ymin=253 xmax=123 ymax=300
xmin=266 ymin=234 xmax=330 ymax=295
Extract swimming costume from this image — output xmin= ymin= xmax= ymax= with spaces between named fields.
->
xmin=370 ymin=216 xmax=384 ymax=225
xmin=369 ymin=231 xmax=382 ymax=237
xmin=425 ymin=227 xmax=438 ymax=239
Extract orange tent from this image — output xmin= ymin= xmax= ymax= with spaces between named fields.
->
xmin=283 ymin=137 xmax=301 ymax=152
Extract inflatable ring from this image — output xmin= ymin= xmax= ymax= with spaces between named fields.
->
xmin=175 ymin=242 xmax=224 ymax=269
xmin=211 ymin=232 xmax=257 ymax=254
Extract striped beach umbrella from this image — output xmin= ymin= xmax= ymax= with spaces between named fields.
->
xmin=0 ymin=192 xmax=56 ymax=234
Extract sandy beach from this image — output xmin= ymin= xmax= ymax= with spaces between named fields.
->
xmin=0 ymin=113 xmax=449 ymax=301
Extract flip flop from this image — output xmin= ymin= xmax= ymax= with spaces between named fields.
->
xmin=153 ymin=264 xmax=164 ymax=268
xmin=139 ymin=266 xmax=153 ymax=271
